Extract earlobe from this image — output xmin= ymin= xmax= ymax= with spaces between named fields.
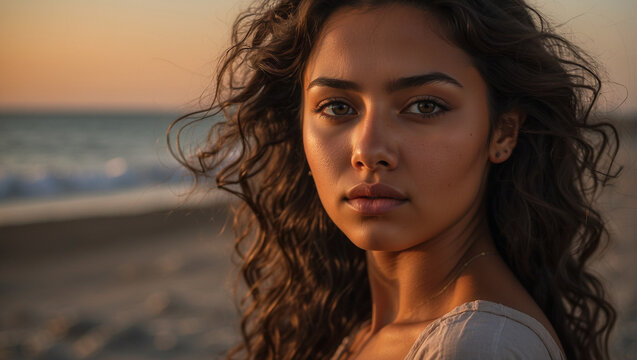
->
xmin=489 ymin=110 xmax=524 ymax=163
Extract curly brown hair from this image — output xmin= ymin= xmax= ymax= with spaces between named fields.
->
xmin=168 ymin=0 xmax=620 ymax=359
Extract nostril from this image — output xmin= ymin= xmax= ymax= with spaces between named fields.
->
xmin=354 ymin=159 xmax=393 ymax=170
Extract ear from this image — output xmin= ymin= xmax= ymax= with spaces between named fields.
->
xmin=489 ymin=110 xmax=524 ymax=164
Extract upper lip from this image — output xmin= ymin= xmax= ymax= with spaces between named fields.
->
xmin=346 ymin=183 xmax=408 ymax=200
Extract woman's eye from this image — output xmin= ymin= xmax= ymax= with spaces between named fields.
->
xmin=320 ymin=102 xmax=355 ymax=116
xmin=404 ymin=100 xmax=446 ymax=116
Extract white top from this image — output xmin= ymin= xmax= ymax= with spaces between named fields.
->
xmin=404 ymin=300 xmax=564 ymax=359
xmin=334 ymin=300 xmax=565 ymax=360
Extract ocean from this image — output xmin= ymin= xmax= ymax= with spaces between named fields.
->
xmin=0 ymin=111 xmax=218 ymax=224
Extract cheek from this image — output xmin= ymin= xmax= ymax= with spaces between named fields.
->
xmin=303 ymin=122 xmax=333 ymax=176
xmin=409 ymin=129 xmax=490 ymax=203
xmin=302 ymin=121 xmax=347 ymax=203
xmin=304 ymin=130 xmax=331 ymax=170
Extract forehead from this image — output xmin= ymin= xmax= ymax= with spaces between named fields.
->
xmin=303 ymin=4 xmax=475 ymax=85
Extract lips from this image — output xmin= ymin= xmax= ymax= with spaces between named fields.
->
xmin=345 ymin=183 xmax=408 ymax=215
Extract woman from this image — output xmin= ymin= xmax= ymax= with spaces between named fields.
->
xmin=169 ymin=0 xmax=619 ymax=359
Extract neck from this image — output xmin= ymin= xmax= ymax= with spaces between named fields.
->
xmin=365 ymin=210 xmax=495 ymax=333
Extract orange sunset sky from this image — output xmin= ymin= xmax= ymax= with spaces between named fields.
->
xmin=1 ymin=0 xmax=636 ymax=113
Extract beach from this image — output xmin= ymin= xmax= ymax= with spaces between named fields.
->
xmin=0 ymin=201 xmax=240 ymax=360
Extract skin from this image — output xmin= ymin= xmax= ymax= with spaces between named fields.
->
xmin=302 ymin=4 xmax=561 ymax=359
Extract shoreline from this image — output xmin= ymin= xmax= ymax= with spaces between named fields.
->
xmin=0 ymin=184 xmax=230 ymax=227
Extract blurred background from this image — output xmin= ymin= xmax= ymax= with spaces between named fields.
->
xmin=0 ymin=0 xmax=635 ymax=359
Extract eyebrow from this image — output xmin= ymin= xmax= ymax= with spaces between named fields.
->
xmin=306 ymin=71 xmax=463 ymax=92
xmin=306 ymin=77 xmax=361 ymax=91
xmin=386 ymin=72 xmax=463 ymax=92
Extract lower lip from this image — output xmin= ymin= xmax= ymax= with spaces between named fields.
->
xmin=346 ymin=198 xmax=407 ymax=215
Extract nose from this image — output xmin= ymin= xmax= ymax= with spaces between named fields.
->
xmin=350 ymin=111 xmax=398 ymax=171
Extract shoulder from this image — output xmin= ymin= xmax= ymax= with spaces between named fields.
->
xmin=404 ymin=301 xmax=564 ymax=360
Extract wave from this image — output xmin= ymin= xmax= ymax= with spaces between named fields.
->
xmin=0 ymin=158 xmax=191 ymax=202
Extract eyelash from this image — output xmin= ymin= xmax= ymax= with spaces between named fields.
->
xmin=402 ymin=97 xmax=450 ymax=118
xmin=314 ymin=98 xmax=356 ymax=119
xmin=313 ymin=97 xmax=450 ymax=120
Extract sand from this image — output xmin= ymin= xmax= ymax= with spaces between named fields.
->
xmin=0 ymin=204 xmax=240 ymax=360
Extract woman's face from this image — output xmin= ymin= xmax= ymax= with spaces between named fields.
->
xmin=302 ymin=4 xmax=494 ymax=251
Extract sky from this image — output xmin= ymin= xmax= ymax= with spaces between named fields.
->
xmin=0 ymin=0 xmax=635 ymax=113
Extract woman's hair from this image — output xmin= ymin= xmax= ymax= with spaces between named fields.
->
xmin=168 ymin=0 xmax=620 ymax=358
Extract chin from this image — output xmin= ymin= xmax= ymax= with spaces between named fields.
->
xmin=344 ymin=227 xmax=422 ymax=252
